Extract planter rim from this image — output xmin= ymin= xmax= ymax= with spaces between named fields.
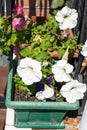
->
xmin=6 ymin=100 xmax=79 ymax=110
xmin=5 ymin=60 xmax=79 ymax=110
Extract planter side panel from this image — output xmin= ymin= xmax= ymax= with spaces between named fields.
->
xmin=15 ymin=109 xmax=66 ymax=128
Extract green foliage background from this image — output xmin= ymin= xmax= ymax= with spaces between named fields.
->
xmin=65 ymin=0 xmax=72 ymax=7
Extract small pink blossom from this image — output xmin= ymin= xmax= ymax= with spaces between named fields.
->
xmin=21 ymin=43 xmax=27 ymax=47
xmin=12 ymin=18 xmax=27 ymax=31
xmin=13 ymin=5 xmax=23 ymax=15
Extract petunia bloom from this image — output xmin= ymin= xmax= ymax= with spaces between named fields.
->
xmin=12 ymin=18 xmax=27 ymax=31
xmin=52 ymin=59 xmax=73 ymax=82
xmin=60 ymin=80 xmax=86 ymax=103
xmin=81 ymin=40 xmax=87 ymax=59
xmin=35 ymin=84 xmax=54 ymax=100
xmin=17 ymin=57 xmax=42 ymax=85
xmin=55 ymin=6 xmax=78 ymax=30
xmin=36 ymin=77 xmax=52 ymax=92
xmin=13 ymin=5 xmax=23 ymax=15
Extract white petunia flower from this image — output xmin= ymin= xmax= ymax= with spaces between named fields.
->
xmin=35 ymin=84 xmax=54 ymax=100
xmin=81 ymin=40 xmax=87 ymax=59
xmin=52 ymin=59 xmax=73 ymax=82
xmin=17 ymin=57 xmax=42 ymax=85
xmin=55 ymin=6 xmax=78 ymax=30
xmin=60 ymin=80 xmax=86 ymax=103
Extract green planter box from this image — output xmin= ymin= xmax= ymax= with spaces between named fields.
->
xmin=5 ymin=60 xmax=79 ymax=129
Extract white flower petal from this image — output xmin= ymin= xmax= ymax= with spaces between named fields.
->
xmin=81 ymin=51 xmax=87 ymax=57
xmin=43 ymin=84 xmax=54 ymax=98
xmin=35 ymin=85 xmax=54 ymax=100
xmin=64 ymin=63 xmax=73 ymax=74
xmin=55 ymin=12 xmax=64 ymax=23
xmin=17 ymin=57 xmax=42 ymax=85
xmin=55 ymin=6 xmax=78 ymax=30
xmin=35 ymin=91 xmax=45 ymax=100
xmin=70 ymin=9 xmax=78 ymax=20
xmin=59 ymin=18 xmax=77 ymax=30
xmin=59 ymin=23 xmax=67 ymax=30
xmin=64 ymin=90 xmax=84 ymax=103
xmin=61 ymin=6 xmax=72 ymax=16
xmin=52 ymin=59 xmax=73 ymax=82
xmin=56 ymin=59 xmax=67 ymax=68
xmin=22 ymin=74 xmax=34 ymax=85
xmin=53 ymin=68 xmax=72 ymax=82
xmin=60 ymin=80 xmax=86 ymax=103
xmin=81 ymin=40 xmax=87 ymax=57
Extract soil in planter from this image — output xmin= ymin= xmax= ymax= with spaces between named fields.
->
xmin=14 ymin=87 xmax=39 ymax=101
xmin=14 ymin=86 xmax=64 ymax=102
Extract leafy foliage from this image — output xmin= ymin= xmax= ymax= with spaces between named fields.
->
xmin=0 ymin=16 xmax=34 ymax=54
xmin=0 ymin=16 xmax=12 ymax=54
xmin=20 ymin=13 xmax=82 ymax=60
xmin=14 ymin=12 xmax=83 ymax=96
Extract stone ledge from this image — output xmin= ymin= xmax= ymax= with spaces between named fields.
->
xmin=5 ymin=108 xmax=32 ymax=130
xmin=5 ymin=126 xmax=32 ymax=130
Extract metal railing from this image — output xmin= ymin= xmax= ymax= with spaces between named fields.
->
xmin=1 ymin=0 xmax=67 ymax=16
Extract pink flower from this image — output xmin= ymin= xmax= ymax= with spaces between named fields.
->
xmin=12 ymin=18 xmax=27 ymax=31
xmin=13 ymin=5 xmax=23 ymax=15
xmin=21 ymin=43 xmax=27 ymax=47
xmin=14 ymin=45 xmax=20 ymax=56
